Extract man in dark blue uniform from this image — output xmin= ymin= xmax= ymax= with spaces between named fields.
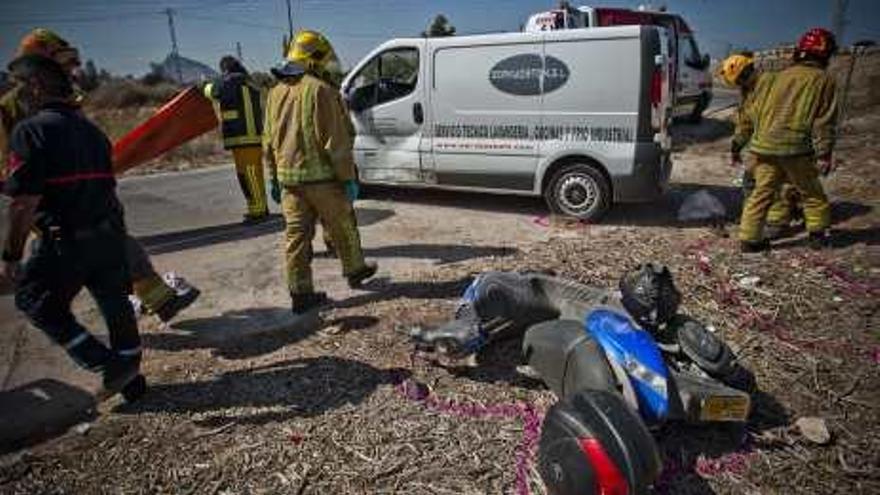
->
xmin=1 ymin=55 xmax=143 ymax=395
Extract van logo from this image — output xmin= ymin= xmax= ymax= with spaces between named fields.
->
xmin=489 ymin=54 xmax=570 ymax=96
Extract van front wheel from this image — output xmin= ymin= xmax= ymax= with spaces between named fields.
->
xmin=545 ymin=164 xmax=611 ymax=222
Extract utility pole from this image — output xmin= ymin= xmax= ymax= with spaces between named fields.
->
xmin=165 ymin=8 xmax=183 ymax=83
xmin=831 ymin=0 xmax=849 ymax=45
xmin=236 ymin=41 xmax=243 ymax=60
xmin=285 ymin=0 xmax=294 ymax=40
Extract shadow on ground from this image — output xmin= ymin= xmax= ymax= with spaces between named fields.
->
xmin=654 ymin=390 xmax=790 ymax=494
xmin=366 ymin=181 xmax=871 ymax=232
xmin=117 ymin=357 xmax=408 ymax=427
xmin=774 ymin=225 xmax=880 ymax=249
xmin=333 ymin=276 xmax=474 ymax=310
xmin=138 ymin=207 xmax=395 ymax=255
xmin=603 ymin=185 xmax=872 ymax=230
xmin=0 ymin=379 xmax=97 ymax=454
xmin=143 ymin=307 xmax=378 ymax=360
xmin=671 ymin=117 xmax=735 ymax=150
xmin=318 ymin=243 xmax=517 ymax=264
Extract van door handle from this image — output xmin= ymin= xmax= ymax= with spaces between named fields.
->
xmin=413 ymin=102 xmax=424 ymax=125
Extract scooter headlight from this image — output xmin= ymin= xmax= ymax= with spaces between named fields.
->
xmin=624 ymin=355 xmax=667 ymax=398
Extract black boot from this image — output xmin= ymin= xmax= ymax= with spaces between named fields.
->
xmin=291 ymin=291 xmax=329 ymax=314
xmin=102 ymin=354 xmax=141 ymax=396
xmin=347 ymin=262 xmax=378 ymax=289
xmin=807 ymin=231 xmax=833 ymax=250
xmin=764 ymin=223 xmax=797 ymax=240
xmin=154 ymin=286 xmax=201 ymax=323
xmin=740 ymin=239 xmax=770 ymax=253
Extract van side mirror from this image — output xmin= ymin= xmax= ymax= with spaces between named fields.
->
xmin=686 ymin=53 xmax=710 ymax=70
xmin=347 ymin=84 xmax=379 ymax=113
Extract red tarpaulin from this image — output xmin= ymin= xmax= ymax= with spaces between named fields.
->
xmin=112 ymin=86 xmax=218 ymax=173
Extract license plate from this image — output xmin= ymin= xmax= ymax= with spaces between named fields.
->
xmin=699 ymin=395 xmax=751 ymax=422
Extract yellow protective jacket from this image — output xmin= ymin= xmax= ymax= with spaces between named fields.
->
xmin=732 ymin=61 xmax=838 ymax=157
xmin=263 ymin=73 xmax=355 ymax=186
xmin=0 ymin=86 xmax=25 ymax=181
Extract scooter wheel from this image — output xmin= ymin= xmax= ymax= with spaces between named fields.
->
xmin=121 ymin=374 xmax=147 ymax=403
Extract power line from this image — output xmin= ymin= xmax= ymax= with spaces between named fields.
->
xmin=0 ymin=11 xmax=161 ymax=25
xmin=286 ymin=0 xmax=294 ymax=39
xmin=182 ymin=13 xmax=285 ymax=31
xmin=831 ymin=0 xmax=849 ymax=43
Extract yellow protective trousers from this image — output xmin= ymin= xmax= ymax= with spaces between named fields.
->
xmin=125 ymin=235 xmax=175 ymax=313
xmin=766 ymin=182 xmax=801 ymax=226
xmin=281 ymin=182 xmax=368 ymax=294
xmin=739 ymin=154 xmax=831 ymax=242
xmin=232 ymin=146 xmax=268 ymax=216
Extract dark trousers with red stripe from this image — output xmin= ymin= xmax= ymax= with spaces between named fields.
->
xmin=14 ymin=225 xmax=141 ymax=371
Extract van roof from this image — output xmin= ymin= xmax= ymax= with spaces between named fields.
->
xmin=382 ymin=24 xmax=648 ymax=49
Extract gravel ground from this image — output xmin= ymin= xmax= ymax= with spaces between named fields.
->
xmin=2 ymin=77 xmax=879 ymax=493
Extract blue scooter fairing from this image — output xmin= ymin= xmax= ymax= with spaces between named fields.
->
xmin=585 ymin=309 xmax=671 ymax=424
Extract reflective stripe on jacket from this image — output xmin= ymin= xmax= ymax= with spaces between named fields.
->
xmin=733 ymin=62 xmax=838 ymax=157
xmin=204 ymin=73 xmax=264 ymax=149
xmin=263 ymin=74 xmax=356 ymax=186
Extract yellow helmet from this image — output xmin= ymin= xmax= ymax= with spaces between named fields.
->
xmin=17 ymin=28 xmax=80 ymax=70
xmin=287 ymin=30 xmax=335 ymax=69
xmin=716 ymin=54 xmax=754 ymax=88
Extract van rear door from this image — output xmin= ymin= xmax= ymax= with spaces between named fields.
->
xmin=344 ymin=41 xmax=427 ymax=183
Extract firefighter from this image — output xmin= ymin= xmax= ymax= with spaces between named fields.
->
xmin=264 ymin=30 xmax=377 ymax=313
xmin=1 ymin=28 xmax=200 ymax=323
xmin=719 ymin=53 xmax=801 ymax=240
xmin=732 ymin=28 xmax=839 ymax=252
xmin=203 ymin=56 xmax=269 ymax=223
xmin=1 ymin=55 xmax=142 ymax=393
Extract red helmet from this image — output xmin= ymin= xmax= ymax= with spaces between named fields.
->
xmin=797 ymin=28 xmax=837 ymax=60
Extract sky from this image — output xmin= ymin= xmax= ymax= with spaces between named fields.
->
xmin=1 ymin=0 xmax=878 ymax=77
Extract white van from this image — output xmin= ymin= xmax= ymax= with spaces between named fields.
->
xmin=342 ymin=25 xmax=672 ymax=221
xmin=525 ymin=5 xmax=713 ymax=122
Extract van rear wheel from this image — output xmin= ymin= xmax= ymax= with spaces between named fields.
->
xmin=545 ymin=164 xmax=611 ymax=222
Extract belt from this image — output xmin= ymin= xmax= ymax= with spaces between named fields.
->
xmin=41 ymin=217 xmax=121 ymax=242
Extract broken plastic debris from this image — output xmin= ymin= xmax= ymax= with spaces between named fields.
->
xmin=796 ymin=417 xmax=832 ymax=445
xmin=736 ymin=276 xmax=761 ymax=290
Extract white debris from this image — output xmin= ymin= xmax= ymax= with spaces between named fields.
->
xmin=796 ymin=417 xmax=832 ymax=445
xmin=736 ymin=274 xmax=774 ymax=297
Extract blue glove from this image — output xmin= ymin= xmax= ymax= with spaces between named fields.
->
xmin=269 ymin=177 xmax=281 ymax=204
xmin=344 ymin=180 xmax=359 ymax=202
